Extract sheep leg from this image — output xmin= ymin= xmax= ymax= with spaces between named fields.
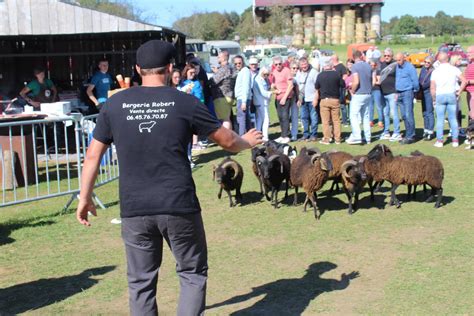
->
xmin=425 ymin=187 xmax=436 ymax=203
xmin=258 ymin=178 xmax=264 ymax=195
xmin=303 ymin=195 xmax=309 ymax=212
xmin=274 ymin=189 xmax=279 ymax=209
xmin=374 ymin=180 xmax=384 ymax=193
xmin=354 ymin=192 xmax=360 ymax=213
xmin=407 ymin=185 xmax=412 ymax=200
xmin=226 ymin=190 xmax=235 ymax=207
xmin=236 ymin=187 xmax=242 ymax=205
xmin=293 ymin=186 xmax=299 ymax=206
xmin=284 ymin=179 xmax=289 ymax=199
xmin=270 ymin=188 xmax=276 ymax=206
xmin=329 ymin=180 xmax=339 ymax=194
xmin=368 ymin=179 xmax=375 ymax=201
xmin=218 ymin=187 xmax=223 ymax=199
xmin=434 ymin=188 xmax=443 ymax=208
xmin=389 ymin=184 xmax=401 ymax=208
xmin=344 ymin=188 xmax=354 ymax=215
xmin=308 ymin=192 xmax=320 ymax=220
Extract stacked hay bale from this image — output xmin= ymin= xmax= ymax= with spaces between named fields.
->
xmin=370 ymin=4 xmax=382 ymax=43
xmin=303 ymin=6 xmax=313 ymax=46
xmin=324 ymin=6 xmax=332 ymax=45
xmin=355 ymin=17 xmax=366 ymax=43
xmin=331 ymin=10 xmax=342 ymax=45
xmin=292 ymin=7 xmax=304 ymax=46
xmin=314 ymin=10 xmax=325 ymax=45
xmin=345 ymin=9 xmax=356 ymax=44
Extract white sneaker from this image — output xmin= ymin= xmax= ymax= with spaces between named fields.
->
xmin=280 ymin=137 xmax=290 ymax=144
xmin=111 ymin=218 xmax=122 ymax=224
xmin=345 ymin=136 xmax=362 ymax=145
xmin=452 ymin=141 xmax=459 ymax=148
xmin=275 ymin=137 xmax=282 ymax=143
xmin=389 ymin=134 xmax=403 ymax=142
xmin=434 ymin=141 xmax=443 ymax=148
xmin=379 ymin=133 xmax=391 ymax=140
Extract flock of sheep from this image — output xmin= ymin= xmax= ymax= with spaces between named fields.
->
xmin=212 ymin=141 xmax=445 ymax=219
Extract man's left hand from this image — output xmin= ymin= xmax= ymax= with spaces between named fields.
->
xmin=76 ymin=197 xmax=97 ymax=226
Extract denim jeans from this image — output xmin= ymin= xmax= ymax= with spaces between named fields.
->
xmin=382 ymin=93 xmax=400 ymax=135
xmin=236 ymin=99 xmax=251 ymax=136
xmin=421 ymin=89 xmax=435 ymax=132
xmin=349 ymin=94 xmax=371 ymax=141
xmin=370 ymin=89 xmax=384 ymax=123
xmin=397 ymin=90 xmax=416 ymax=139
xmin=300 ymin=101 xmax=318 ymax=138
xmin=436 ymin=93 xmax=458 ymax=141
xmin=275 ymin=98 xmax=291 ymax=138
xmin=290 ymin=99 xmax=299 ymax=139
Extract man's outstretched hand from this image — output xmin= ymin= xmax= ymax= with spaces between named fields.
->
xmin=76 ymin=197 xmax=97 ymax=226
xmin=242 ymin=128 xmax=264 ymax=147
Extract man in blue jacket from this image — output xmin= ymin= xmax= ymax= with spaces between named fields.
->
xmin=233 ymin=55 xmax=252 ymax=135
xmin=395 ymin=52 xmax=419 ymax=144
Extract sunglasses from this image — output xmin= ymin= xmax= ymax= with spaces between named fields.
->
xmin=384 ymin=55 xmax=392 ymax=57
xmin=274 ymin=63 xmax=282 ymax=66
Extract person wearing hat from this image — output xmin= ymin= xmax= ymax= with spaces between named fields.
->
xmin=76 ymin=40 xmax=263 ymax=315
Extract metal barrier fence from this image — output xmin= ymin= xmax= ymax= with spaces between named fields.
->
xmin=0 ymin=113 xmax=119 ymax=211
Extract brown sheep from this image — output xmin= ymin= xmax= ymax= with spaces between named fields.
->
xmin=340 ymin=157 xmax=368 ymax=214
xmin=326 ymin=150 xmax=354 ymax=194
xmin=366 ymin=144 xmax=444 ymax=208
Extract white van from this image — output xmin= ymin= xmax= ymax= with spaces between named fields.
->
xmin=243 ymin=44 xmax=288 ymax=59
xmin=206 ymin=40 xmax=242 ymax=68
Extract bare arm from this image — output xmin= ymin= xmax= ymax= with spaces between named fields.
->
xmin=280 ymin=79 xmax=294 ymax=105
xmin=457 ymin=73 xmax=467 ymax=96
xmin=19 ymin=86 xmax=41 ymax=108
xmin=351 ymin=73 xmax=360 ymax=94
xmin=313 ymin=89 xmax=319 ymax=108
xmin=209 ymin=127 xmax=263 ymax=153
xmin=76 ymin=139 xmax=109 ymax=226
xmin=86 ymin=84 xmax=99 ymax=106
xmin=430 ymin=80 xmax=436 ymax=105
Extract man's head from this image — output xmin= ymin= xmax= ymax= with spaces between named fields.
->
xmin=467 ymin=45 xmax=474 ymax=62
xmin=298 ymin=57 xmax=310 ymax=72
xmin=424 ymin=56 xmax=434 ymax=68
xmin=135 ymin=40 xmax=176 ymax=77
xmin=353 ymin=50 xmax=363 ymax=61
xmin=273 ymin=56 xmax=283 ymax=71
xmin=331 ymin=54 xmax=339 ymax=65
xmin=322 ymin=59 xmax=333 ymax=70
xmin=248 ymin=57 xmax=259 ymax=73
xmin=218 ymin=51 xmax=229 ymax=65
xmin=395 ymin=52 xmax=405 ymax=66
xmin=33 ymin=66 xmax=45 ymax=81
xmin=437 ymin=52 xmax=449 ymax=64
xmin=383 ymin=48 xmax=394 ymax=63
xmin=233 ymin=55 xmax=245 ymax=71
xmin=98 ymin=59 xmax=109 ymax=74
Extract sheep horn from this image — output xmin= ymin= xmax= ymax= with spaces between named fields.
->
xmin=221 ymin=160 xmax=240 ymax=180
xmin=341 ymin=160 xmax=358 ymax=179
xmin=310 ymin=154 xmax=321 ymax=165
xmin=358 ymin=156 xmax=367 ymax=164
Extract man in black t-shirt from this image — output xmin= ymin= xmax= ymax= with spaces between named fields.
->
xmin=314 ymin=59 xmax=346 ymax=144
xmin=332 ymin=55 xmax=349 ymax=126
xmin=379 ymin=48 xmax=402 ymax=141
xmin=76 ymin=40 xmax=263 ymax=316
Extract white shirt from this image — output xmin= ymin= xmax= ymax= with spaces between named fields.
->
xmin=431 ymin=63 xmax=462 ymax=96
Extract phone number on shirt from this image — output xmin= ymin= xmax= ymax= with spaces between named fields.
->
xmin=126 ymin=114 xmax=168 ymax=121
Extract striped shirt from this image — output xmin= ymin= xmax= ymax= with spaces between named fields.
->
xmin=465 ymin=62 xmax=474 ymax=93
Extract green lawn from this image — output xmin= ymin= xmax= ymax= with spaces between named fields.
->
xmin=0 ymin=95 xmax=473 ymax=315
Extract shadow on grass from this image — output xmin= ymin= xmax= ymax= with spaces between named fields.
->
xmin=240 ymin=191 xmax=264 ymax=206
xmin=195 ymin=149 xmax=236 ymax=165
xmin=207 ymin=261 xmax=359 ymax=315
xmin=0 ymin=266 xmax=116 ymax=314
xmin=0 ymin=218 xmax=56 ymax=246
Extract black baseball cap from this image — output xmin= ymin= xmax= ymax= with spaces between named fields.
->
xmin=136 ymin=40 xmax=176 ymax=69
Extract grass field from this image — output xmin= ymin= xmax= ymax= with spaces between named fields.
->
xmin=1 ymin=90 xmax=473 ymax=315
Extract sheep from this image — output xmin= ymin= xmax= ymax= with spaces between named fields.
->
xmin=290 ymin=147 xmax=321 ymax=206
xmin=265 ymin=140 xmax=298 ymax=161
xmin=366 ymin=144 xmax=444 ymax=208
xmin=251 ymin=146 xmax=267 ymax=195
xmin=290 ymin=148 xmax=333 ymax=220
xmin=340 ymin=157 xmax=368 ymax=215
xmin=465 ymin=120 xmax=474 ymax=150
xmin=255 ymin=149 xmax=291 ymax=208
xmin=325 ymin=150 xmax=354 ymax=194
xmin=212 ymin=157 xmax=244 ymax=207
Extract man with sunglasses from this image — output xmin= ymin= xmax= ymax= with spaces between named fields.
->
xmin=233 ymin=55 xmax=252 ymax=135
xmin=379 ymin=48 xmax=402 ymax=142
xmin=271 ymin=56 xmax=294 ymax=143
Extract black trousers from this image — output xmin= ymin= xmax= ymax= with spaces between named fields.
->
xmin=275 ymin=98 xmax=291 ymax=138
xmin=121 ymin=212 xmax=208 ymax=316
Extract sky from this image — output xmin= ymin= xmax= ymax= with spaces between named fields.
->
xmin=136 ymin=0 xmax=474 ymax=28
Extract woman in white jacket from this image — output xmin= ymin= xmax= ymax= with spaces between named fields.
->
xmin=252 ymin=67 xmax=275 ymax=141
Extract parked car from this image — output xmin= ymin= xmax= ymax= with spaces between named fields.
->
xmin=405 ymin=49 xmax=431 ymax=67
xmin=207 ymin=40 xmax=242 ymax=68
xmin=436 ymin=43 xmax=468 ymax=66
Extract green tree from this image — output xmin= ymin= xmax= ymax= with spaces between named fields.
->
xmin=173 ymin=12 xmax=234 ymax=40
xmin=257 ymin=5 xmax=293 ymax=40
xmin=392 ymin=15 xmax=420 ymax=35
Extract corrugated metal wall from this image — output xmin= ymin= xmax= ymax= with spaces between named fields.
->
xmin=0 ymin=0 xmax=161 ymax=36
